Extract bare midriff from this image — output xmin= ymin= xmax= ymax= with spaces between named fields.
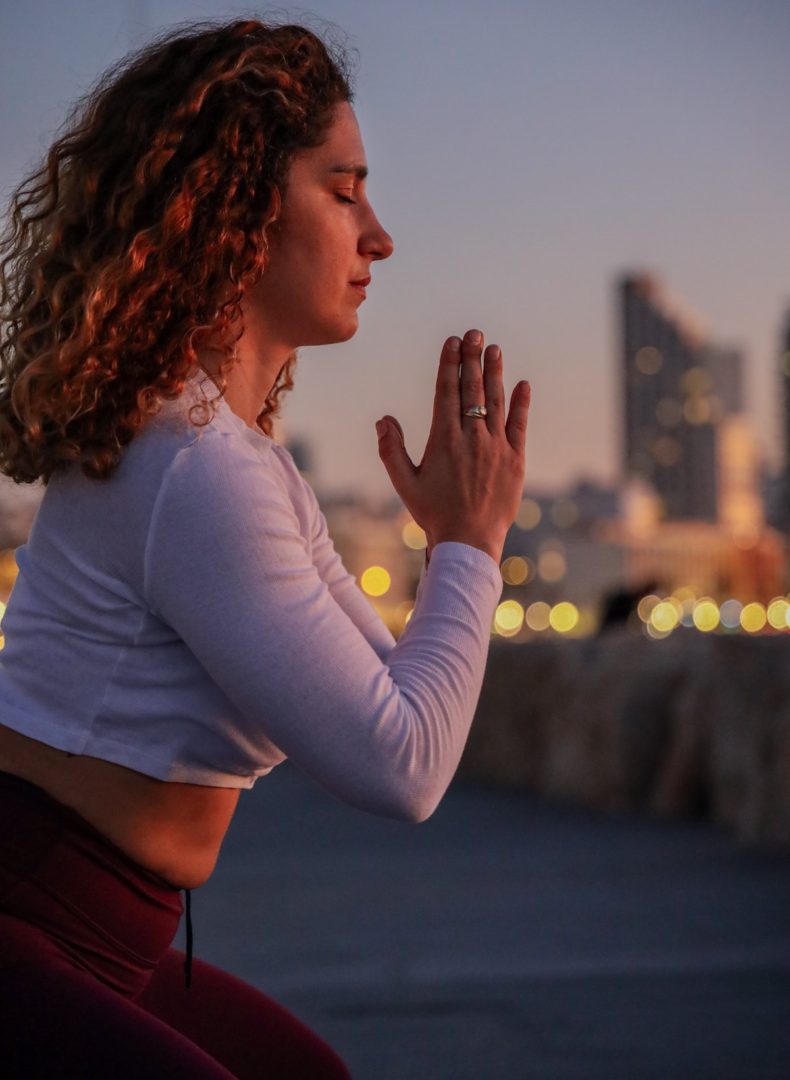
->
xmin=0 ymin=723 xmax=240 ymax=890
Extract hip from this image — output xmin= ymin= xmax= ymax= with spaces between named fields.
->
xmin=0 ymin=723 xmax=240 ymax=889
xmin=0 ymin=768 xmax=185 ymax=998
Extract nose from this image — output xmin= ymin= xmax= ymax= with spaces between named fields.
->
xmin=360 ymin=205 xmax=394 ymax=262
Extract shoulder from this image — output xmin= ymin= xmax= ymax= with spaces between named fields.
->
xmin=129 ymin=384 xmax=313 ymax=527
xmin=154 ymin=424 xmax=287 ymax=512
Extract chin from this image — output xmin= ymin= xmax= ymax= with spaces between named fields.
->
xmin=306 ymin=314 xmax=359 ymax=347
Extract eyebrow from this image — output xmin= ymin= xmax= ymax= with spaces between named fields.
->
xmin=328 ymin=163 xmax=369 ymax=180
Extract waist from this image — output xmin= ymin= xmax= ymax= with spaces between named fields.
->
xmin=0 ymin=769 xmax=184 ymax=998
xmin=0 ymin=724 xmax=240 ymax=889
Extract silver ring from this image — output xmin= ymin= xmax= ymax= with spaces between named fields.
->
xmin=463 ymin=404 xmax=488 ymax=419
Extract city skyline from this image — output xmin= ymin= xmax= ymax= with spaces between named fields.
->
xmin=1 ymin=0 xmax=788 ymax=498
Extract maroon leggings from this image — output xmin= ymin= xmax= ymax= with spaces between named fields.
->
xmin=0 ymin=770 xmax=351 ymax=1078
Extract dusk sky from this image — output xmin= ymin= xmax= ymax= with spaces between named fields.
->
xmin=1 ymin=1 xmax=788 ymax=499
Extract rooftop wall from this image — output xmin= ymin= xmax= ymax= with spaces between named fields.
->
xmin=461 ymin=631 xmax=790 ymax=848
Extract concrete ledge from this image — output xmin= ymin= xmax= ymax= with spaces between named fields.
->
xmin=459 ymin=631 xmax=790 ymax=848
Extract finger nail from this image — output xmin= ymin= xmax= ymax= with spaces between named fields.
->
xmin=448 ymin=336 xmax=461 ymax=352
xmin=467 ymin=330 xmax=482 ymax=345
xmin=376 ymin=420 xmax=388 ymax=439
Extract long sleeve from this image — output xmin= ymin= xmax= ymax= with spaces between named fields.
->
xmin=143 ymin=433 xmax=503 ymax=821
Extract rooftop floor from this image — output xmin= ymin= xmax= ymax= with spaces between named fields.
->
xmin=182 ymin=762 xmax=790 ymax=1080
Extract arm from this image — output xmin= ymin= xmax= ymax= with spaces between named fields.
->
xmin=144 ymin=435 xmax=502 ymax=822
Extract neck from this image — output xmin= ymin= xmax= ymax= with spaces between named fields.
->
xmin=197 ymin=301 xmax=293 ymax=431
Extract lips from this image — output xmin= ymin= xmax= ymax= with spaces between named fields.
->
xmin=350 ymin=275 xmax=370 ymax=301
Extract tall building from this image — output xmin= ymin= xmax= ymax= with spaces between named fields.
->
xmin=701 ymin=344 xmax=745 ymax=415
xmin=619 ymin=273 xmax=746 ymax=523
xmin=776 ymin=306 xmax=790 ymax=531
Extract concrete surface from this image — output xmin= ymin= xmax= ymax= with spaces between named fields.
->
xmin=179 ymin=762 xmax=790 ymax=1079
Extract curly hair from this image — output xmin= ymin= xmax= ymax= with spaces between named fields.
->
xmin=0 ymin=18 xmax=353 ymax=484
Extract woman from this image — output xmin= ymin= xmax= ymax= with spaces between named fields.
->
xmin=0 ymin=17 xmax=530 ymax=1078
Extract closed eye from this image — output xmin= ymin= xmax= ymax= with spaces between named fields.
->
xmin=336 ymin=194 xmax=356 ymax=205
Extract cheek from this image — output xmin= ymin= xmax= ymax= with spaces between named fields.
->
xmin=262 ymin=212 xmax=354 ymax=312
xmin=278 ymin=237 xmax=335 ymax=289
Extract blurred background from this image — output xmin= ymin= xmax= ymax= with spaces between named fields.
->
xmin=1 ymin=3 xmax=789 ymax=1077
xmin=1 ymin=0 xmax=789 ymax=643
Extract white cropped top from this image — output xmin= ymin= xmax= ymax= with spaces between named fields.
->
xmin=0 ymin=373 xmax=503 ymax=820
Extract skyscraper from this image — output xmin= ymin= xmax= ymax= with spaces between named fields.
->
xmin=776 ymin=306 xmax=790 ymax=531
xmin=619 ymin=273 xmax=746 ymax=524
xmin=701 ymin=344 xmax=745 ymax=415
xmin=783 ymin=309 xmax=790 ymax=446
xmin=620 ymin=274 xmax=715 ymax=520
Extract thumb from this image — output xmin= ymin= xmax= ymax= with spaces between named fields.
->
xmin=375 ymin=415 xmax=415 ymax=497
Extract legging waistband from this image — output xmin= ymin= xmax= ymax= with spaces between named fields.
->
xmin=0 ymin=769 xmax=192 ymax=997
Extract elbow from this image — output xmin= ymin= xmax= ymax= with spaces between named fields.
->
xmin=388 ymin=788 xmax=441 ymax=825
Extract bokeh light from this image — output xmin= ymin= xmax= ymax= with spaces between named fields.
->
xmin=549 ymin=602 xmax=579 ymax=633
xmin=501 ymin=555 xmax=531 ymax=585
xmin=634 ymin=346 xmax=663 ymax=375
xmin=538 ymin=549 xmax=566 ymax=583
xmin=361 ymin=566 xmax=391 ymax=596
xmin=401 ymin=520 xmax=427 ymax=550
xmin=740 ymin=602 xmax=767 ymax=633
xmin=494 ymin=600 xmax=524 ymax=636
xmin=719 ymin=599 xmax=743 ymax=629
xmin=692 ymin=598 xmax=719 ymax=632
xmin=681 ymin=366 xmax=712 ymax=395
xmin=767 ymin=597 xmax=789 ymax=630
xmin=683 ymin=396 xmax=712 ymax=425
xmin=679 ymin=599 xmax=696 ymax=627
xmin=650 ymin=600 xmax=680 ymax=633
xmin=515 ymin=498 xmax=541 ymax=530
xmin=672 ymin=586 xmax=697 ymax=604
xmin=637 ymin=594 xmax=661 ymax=623
xmin=525 ymin=601 xmax=551 ymax=631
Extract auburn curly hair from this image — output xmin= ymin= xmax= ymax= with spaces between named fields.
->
xmin=0 ymin=18 xmax=352 ymax=484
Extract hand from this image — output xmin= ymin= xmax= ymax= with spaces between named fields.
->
xmin=375 ymin=328 xmax=531 ymax=564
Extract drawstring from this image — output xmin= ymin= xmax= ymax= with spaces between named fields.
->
xmin=183 ymin=888 xmax=193 ymax=990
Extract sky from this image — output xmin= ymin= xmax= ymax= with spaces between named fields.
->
xmin=1 ymin=0 xmax=788 ymax=499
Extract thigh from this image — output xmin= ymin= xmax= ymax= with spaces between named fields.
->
xmin=137 ymin=947 xmax=352 ymax=1080
xmin=0 ymin=913 xmax=235 ymax=1079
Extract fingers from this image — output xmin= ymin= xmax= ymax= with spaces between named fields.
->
xmin=482 ymin=343 xmax=504 ymax=434
xmin=505 ymin=380 xmax=532 ymax=454
xmin=380 ymin=413 xmax=405 ymax=446
xmin=459 ymin=329 xmax=486 ymax=427
xmin=431 ymin=335 xmax=462 ymax=435
xmin=376 ymin=412 xmax=416 ymax=502
xmin=432 ymin=328 xmax=521 ymax=444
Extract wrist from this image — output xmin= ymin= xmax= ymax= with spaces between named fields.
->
xmin=429 ymin=533 xmax=504 ymax=565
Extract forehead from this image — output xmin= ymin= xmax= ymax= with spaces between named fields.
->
xmin=291 ymin=102 xmax=367 ymax=177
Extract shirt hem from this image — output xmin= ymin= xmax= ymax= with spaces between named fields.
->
xmin=0 ymin=706 xmax=268 ymax=789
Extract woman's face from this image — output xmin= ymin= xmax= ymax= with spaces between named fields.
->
xmin=251 ymin=101 xmax=394 ymax=348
